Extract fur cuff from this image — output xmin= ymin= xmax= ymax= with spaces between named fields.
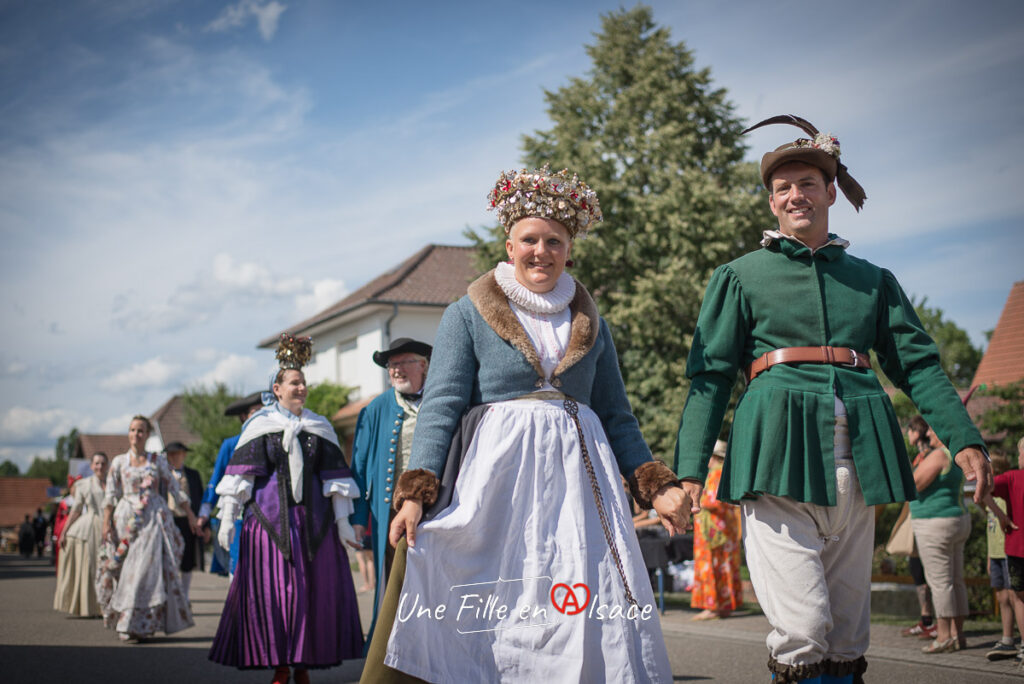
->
xmin=823 ymin=656 xmax=867 ymax=684
xmin=393 ymin=469 xmax=439 ymax=511
xmin=629 ymin=460 xmax=681 ymax=509
xmin=767 ymin=657 xmax=824 ymax=684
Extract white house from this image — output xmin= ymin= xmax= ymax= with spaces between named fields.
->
xmin=258 ymin=244 xmax=480 ymax=443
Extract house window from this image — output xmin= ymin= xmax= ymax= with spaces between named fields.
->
xmin=337 ymin=338 xmax=359 ymax=390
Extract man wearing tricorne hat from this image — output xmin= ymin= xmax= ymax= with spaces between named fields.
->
xmin=350 ymin=337 xmax=432 ymax=645
xmin=198 ymin=390 xmax=264 ymax=576
xmin=673 ymin=115 xmax=992 ymax=683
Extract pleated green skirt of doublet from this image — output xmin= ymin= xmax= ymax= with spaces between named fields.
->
xmin=720 ymin=366 xmax=917 ymax=508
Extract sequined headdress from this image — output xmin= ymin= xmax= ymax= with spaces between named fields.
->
xmin=487 ymin=164 xmax=602 ymax=238
xmin=742 ymin=114 xmax=867 ymax=211
xmin=275 ymin=333 xmax=312 ymax=371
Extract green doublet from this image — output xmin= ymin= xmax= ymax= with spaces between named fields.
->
xmin=675 ymin=235 xmax=984 ymax=507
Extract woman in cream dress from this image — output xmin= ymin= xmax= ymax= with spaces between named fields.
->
xmin=54 ymin=452 xmax=109 ymax=616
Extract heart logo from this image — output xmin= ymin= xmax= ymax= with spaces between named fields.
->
xmin=550 ymin=582 xmax=591 ymax=615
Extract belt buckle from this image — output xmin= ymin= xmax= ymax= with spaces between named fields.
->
xmin=843 ymin=349 xmax=860 ymax=368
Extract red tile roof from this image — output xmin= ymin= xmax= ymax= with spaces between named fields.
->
xmin=331 ymin=395 xmax=378 ymax=428
xmin=75 ymin=434 xmax=129 ymax=460
xmin=0 ymin=477 xmax=53 ymax=527
xmin=259 ymin=244 xmax=479 ymax=347
xmin=972 ymin=281 xmax=1024 ymax=388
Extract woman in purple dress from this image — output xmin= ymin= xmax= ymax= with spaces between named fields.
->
xmin=209 ymin=335 xmax=364 ymax=684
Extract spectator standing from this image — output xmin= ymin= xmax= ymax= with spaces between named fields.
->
xmin=984 ymin=453 xmax=1023 ymax=660
xmin=32 ymin=507 xmax=48 ymax=558
xmin=690 ymin=440 xmax=743 ymax=620
xmin=907 ymin=416 xmax=971 ymax=653
xmin=986 ymin=436 xmax=1024 ymax=663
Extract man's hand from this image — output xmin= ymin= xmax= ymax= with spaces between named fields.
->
xmin=651 ymin=481 xmax=703 ymax=535
xmin=954 ymin=447 xmax=993 ymax=503
xmin=389 ymin=500 xmax=423 ymax=548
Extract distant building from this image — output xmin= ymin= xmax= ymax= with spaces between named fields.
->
xmin=972 ymin=280 xmax=1024 ymax=388
xmin=259 ymin=244 xmax=478 ymax=400
xmin=258 ymin=244 xmax=480 ymax=452
xmin=150 ymin=395 xmax=201 ymax=449
xmin=0 ymin=477 xmax=52 ymax=528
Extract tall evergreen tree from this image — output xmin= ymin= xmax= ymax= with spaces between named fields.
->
xmin=468 ymin=6 xmax=770 ymax=458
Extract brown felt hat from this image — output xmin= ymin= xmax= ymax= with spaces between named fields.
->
xmin=760 ymin=142 xmax=838 ymax=187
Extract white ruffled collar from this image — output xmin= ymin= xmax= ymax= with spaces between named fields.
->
xmin=495 ymin=261 xmax=575 ymax=314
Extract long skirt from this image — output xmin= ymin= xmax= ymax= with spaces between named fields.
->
xmin=54 ymin=515 xmax=102 ymax=617
xmin=96 ymin=500 xmax=194 ymax=637
xmin=383 ymin=399 xmax=672 ymax=683
xmin=209 ymin=505 xmax=364 ymax=669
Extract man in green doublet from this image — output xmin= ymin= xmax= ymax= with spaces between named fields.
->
xmin=673 ymin=115 xmax=992 ymax=684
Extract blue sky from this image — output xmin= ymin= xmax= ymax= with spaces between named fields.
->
xmin=1 ymin=0 xmax=1022 ymax=470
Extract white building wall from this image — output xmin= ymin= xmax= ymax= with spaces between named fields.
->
xmin=301 ymin=305 xmax=446 ymax=402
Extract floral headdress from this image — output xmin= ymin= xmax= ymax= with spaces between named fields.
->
xmin=487 ymin=164 xmax=602 ymax=238
xmin=742 ymin=114 xmax=866 ymax=211
xmin=275 ymin=334 xmax=313 ymax=371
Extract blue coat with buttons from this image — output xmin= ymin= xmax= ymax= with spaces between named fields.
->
xmin=350 ymin=387 xmax=404 ymax=642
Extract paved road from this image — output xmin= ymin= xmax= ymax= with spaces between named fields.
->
xmin=3 ymin=553 xmax=1023 ymax=682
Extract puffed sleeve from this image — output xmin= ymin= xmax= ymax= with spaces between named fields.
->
xmin=874 ymin=269 xmax=984 ymax=456
xmin=674 ymin=265 xmax=751 ymax=484
xmin=103 ymin=455 xmax=123 ymax=508
xmin=69 ymin=480 xmax=85 ymax=515
xmin=407 ymin=300 xmax=478 ymax=478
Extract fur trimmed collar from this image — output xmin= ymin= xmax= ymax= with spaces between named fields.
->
xmin=467 ymin=269 xmax=600 ymax=383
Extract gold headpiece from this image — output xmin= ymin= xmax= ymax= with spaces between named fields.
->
xmin=275 ymin=334 xmax=312 ymax=371
xmin=487 ymin=164 xmax=602 ymax=238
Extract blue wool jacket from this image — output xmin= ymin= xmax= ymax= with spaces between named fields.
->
xmin=408 ymin=269 xmax=652 ymax=479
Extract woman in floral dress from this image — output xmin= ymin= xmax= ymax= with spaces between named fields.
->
xmin=97 ymin=415 xmax=196 ymax=641
xmin=690 ymin=440 xmax=743 ymax=620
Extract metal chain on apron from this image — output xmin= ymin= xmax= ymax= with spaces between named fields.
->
xmin=563 ymin=398 xmax=638 ymax=609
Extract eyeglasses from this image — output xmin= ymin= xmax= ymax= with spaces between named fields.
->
xmin=387 ymin=360 xmax=421 ymax=370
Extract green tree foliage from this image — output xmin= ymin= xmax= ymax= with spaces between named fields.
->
xmin=466 ymin=5 xmax=769 ymax=458
xmin=306 ymin=381 xmax=354 ymax=445
xmin=26 ymin=454 xmax=66 ymax=485
xmin=54 ymin=427 xmax=80 ymax=461
xmin=977 ymin=380 xmax=1024 ymax=460
xmin=875 ymin=299 xmax=982 ymax=423
xmin=913 ymin=297 xmax=982 ymax=388
xmin=0 ymin=460 xmax=19 ymax=476
xmin=182 ymin=384 xmax=243 ymax=484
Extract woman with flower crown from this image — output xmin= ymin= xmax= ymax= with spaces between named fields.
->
xmin=97 ymin=415 xmax=195 ymax=641
xmin=209 ymin=335 xmax=364 ymax=684
xmin=361 ymin=166 xmax=689 ymax=683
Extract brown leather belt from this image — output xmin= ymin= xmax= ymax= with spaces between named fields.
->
xmin=745 ymin=346 xmax=869 ymax=382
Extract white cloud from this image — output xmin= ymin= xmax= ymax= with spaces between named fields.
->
xmin=212 ymin=253 xmax=304 ymax=296
xmin=99 ymin=357 xmax=180 ymax=391
xmin=294 ymin=278 xmax=348 ymax=318
xmin=194 ymin=353 xmax=261 ymax=389
xmin=206 ymin=0 xmax=287 ymax=41
xmin=98 ymin=413 xmax=136 ymax=434
xmin=0 ymin=406 xmax=80 ymax=443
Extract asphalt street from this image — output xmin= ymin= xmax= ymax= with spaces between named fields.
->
xmin=3 ymin=553 xmax=1023 ymax=683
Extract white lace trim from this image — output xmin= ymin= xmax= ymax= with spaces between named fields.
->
xmin=495 ymin=261 xmax=575 ymax=314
